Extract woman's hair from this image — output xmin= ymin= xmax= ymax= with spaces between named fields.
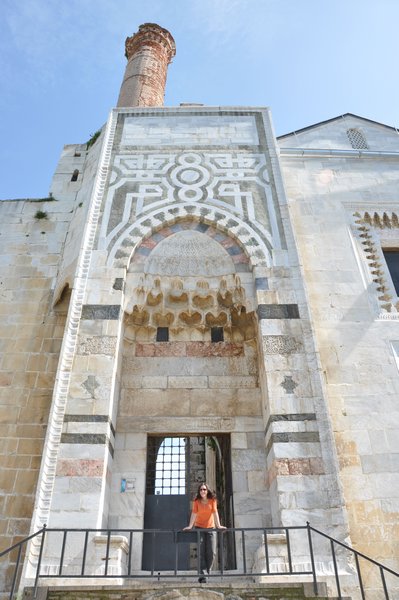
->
xmin=195 ymin=482 xmax=216 ymax=500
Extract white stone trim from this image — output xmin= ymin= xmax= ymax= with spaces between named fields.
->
xmin=391 ymin=341 xmax=399 ymax=373
xmin=106 ymin=202 xmax=273 ymax=269
xmin=351 ymin=210 xmax=399 ymax=318
xmin=21 ymin=109 xmax=118 ymax=585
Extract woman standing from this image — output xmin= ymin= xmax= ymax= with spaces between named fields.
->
xmin=183 ymin=482 xmax=226 ymax=583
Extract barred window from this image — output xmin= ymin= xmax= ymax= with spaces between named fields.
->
xmin=146 ymin=436 xmax=186 ymax=495
xmin=347 ymin=128 xmax=368 ymax=149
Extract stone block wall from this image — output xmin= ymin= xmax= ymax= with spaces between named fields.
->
xmin=279 ymin=117 xmax=399 ymax=572
xmin=0 ymin=132 xmax=103 ymax=593
xmin=0 ymin=197 xmax=73 ymax=589
xmin=108 ymin=337 xmax=269 ymax=537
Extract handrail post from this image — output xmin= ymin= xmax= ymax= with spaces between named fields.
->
xmin=174 ymin=530 xmax=178 ymax=576
xmin=104 ymin=530 xmax=111 ymax=576
xmin=128 ymin=530 xmax=133 ymax=577
xmin=330 ymin=538 xmax=342 ymax=599
xmin=306 ymin=522 xmax=318 ymax=596
xmin=151 ymin=531 xmax=155 ymax=576
xmin=220 ymin=530 xmax=225 ymax=577
xmin=263 ymin=529 xmax=270 ymax=573
xmin=196 ymin=529 xmax=201 ymax=575
xmin=33 ymin=525 xmax=47 ymax=600
xmin=81 ymin=530 xmax=89 ymax=576
xmin=355 ymin=553 xmax=366 ymax=600
xmin=286 ymin=528 xmax=293 ymax=573
xmin=241 ymin=530 xmax=247 ymax=574
xmin=59 ymin=530 xmax=67 ymax=575
xmin=380 ymin=565 xmax=389 ymax=600
xmin=9 ymin=544 xmax=22 ymax=600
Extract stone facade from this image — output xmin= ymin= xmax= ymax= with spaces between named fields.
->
xmin=279 ymin=114 xmax=399 ymax=578
xmin=0 ymin=25 xmax=398 ymax=600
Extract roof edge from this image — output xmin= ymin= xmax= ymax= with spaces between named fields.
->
xmin=277 ymin=113 xmax=398 ymax=140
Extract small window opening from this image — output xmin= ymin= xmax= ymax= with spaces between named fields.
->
xmin=383 ymin=250 xmax=399 ymax=296
xmin=347 ymin=128 xmax=368 ymax=150
xmin=74 ymin=152 xmax=81 ymax=157
xmin=146 ymin=436 xmax=186 ymax=495
xmin=71 ymin=169 xmax=79 ymax=182
xmin=156 ymin=327 xmax=169 ymax=342
xmin=211 ymin=327 xmax=224 ymax=342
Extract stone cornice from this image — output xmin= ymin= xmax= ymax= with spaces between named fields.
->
xmin=125 ymin=23 xmax=176 ymax=63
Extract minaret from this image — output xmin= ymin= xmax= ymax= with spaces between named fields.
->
xmin=117 ymin=23 xmax=176 ymax=108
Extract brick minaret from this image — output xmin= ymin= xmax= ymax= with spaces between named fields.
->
xmin=117 ymin=23 xmax=176 ymax=108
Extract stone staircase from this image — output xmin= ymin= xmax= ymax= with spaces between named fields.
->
xmin=23 ymin=581 xmax=351 ymax=600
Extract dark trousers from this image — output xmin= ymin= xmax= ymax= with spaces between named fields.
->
xmin=196 ymin=528 xmax=216 ymax=573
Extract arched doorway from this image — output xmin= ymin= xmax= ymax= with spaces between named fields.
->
xmin=109 ymin=220 xmax=268 ymax=572
xmin=142 ymin=434 xmax=234 ymax=570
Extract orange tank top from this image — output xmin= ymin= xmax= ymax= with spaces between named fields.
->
xmin=193 ymin=498 xmax=217 ymax=528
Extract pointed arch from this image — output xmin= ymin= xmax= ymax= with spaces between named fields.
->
xmin=106 ymin=202 xmax=272 ymax=270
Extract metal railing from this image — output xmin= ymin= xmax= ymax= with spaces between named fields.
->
xmin=1 ymin=523 xmax=398 ymax=599
xmin=0 ymin=526 xmax=46 ymax=599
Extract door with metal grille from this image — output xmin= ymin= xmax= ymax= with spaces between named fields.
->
xmin=142 ymin=434 xmax=234 ymax=571
xmin=142 ymin=436 xmax=189 ymax=570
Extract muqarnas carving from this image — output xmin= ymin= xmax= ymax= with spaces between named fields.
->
xmin=125 ymin=274 xmax=256 ymax=339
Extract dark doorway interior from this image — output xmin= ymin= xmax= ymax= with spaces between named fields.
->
xmin=142 ymin=434 xmax=235 ymax=571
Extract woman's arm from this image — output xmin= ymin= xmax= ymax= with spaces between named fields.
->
xmin=213 ymin=509 xmax=226 ymax=530
xmin=183 ymin=511 xmax=197 ymax=530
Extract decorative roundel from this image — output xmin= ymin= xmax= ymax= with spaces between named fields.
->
xmin=169 ymin=153 xmax=210 ymax=202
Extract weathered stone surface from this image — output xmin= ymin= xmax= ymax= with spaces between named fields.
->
xmin=77 ymin=335 xmax=117 ymax=355
xmin=118 ymin=23 xmax=176 ymax=108
xmin=257 ymin=303 xmax=300 ymax=320
xmin=3 ymin=69 xmax=399 ymax=600
xmin=81 ymin=304 xmax=120 ymax=320
xmin=262 ymin=335 xmax=302 ymax=354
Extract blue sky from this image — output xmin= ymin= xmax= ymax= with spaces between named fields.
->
xmin=1 ymin=0 xmax=398 ymax=199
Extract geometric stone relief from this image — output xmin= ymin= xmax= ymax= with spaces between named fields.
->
xmin=99 ymin=148 xmax=283 ymax=265
xmin=82 ymin=375 xmax=101 ymax=398
xmin=106 ymin=150 xmax=271 ymax=218
xmin=280 ymin=375 xmax=298 ymax=394
xmin=353 ymin=210 xmax=399 ymax=317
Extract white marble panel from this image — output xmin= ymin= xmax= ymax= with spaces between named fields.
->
xmin=122 ymin=116 xmax=259 ymax=146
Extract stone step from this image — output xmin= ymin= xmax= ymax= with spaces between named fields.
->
xmin=24 ymin=581 xmax=352 ymax=600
